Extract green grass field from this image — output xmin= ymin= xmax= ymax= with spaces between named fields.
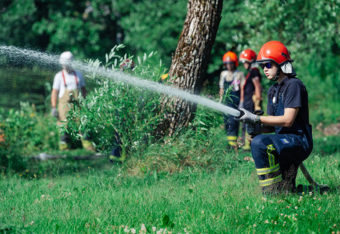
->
xmin=0 ymin=149 xmax=338 ymax=233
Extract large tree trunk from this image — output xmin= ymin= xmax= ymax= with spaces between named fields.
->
xmin=157 ymin=0 xmax=223 ymax=136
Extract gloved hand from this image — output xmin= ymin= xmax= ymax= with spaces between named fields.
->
xmin=238 ymin=108 xmax=260 ymax=124
xmin=238 ymin=101 xmax=244 ymax=109
xmin=252 ymin=95 xmax=262 ymax=111
xmin=51 ymin=107 xmax=58 ymax=118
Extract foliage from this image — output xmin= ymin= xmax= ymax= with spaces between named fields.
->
xmin=0 ymin=103 xmax=59 ymax=172
xmin=0 ymin=0 xmax=135 ymax=58
xmin=0 ymin=66 xmax=53 ymax=110
xmin=65 ymin=45 xmax=165 ymax=155
xmin=120 ymin=0 xmax=187 ymax=64
xmin=1 ymin=0 xmax=338 ymax=68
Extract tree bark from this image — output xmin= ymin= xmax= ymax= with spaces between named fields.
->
xmin=157 ymin=0 xmax=223 ymax=136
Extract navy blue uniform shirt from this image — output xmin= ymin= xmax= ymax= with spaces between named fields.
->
xmin=267 ymin=77 xmax=310 ymax=136
xmin=243 ymin=67 xmax=261 ymax=107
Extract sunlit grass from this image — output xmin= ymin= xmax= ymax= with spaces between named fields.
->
xmin=0 ymin=150 xmax=338 ymax=233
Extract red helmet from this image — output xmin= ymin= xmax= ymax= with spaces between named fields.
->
xmin=239 ymin=49 xmax=256 ymax=63
xmin=222 ymin=51 xmax=238 ymax=67
xmin=256 ymin=41 xmax=292 ymax=65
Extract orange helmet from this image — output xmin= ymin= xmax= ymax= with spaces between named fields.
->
xmin=256 ymin=41 xmax=292 ymax=65
xmin=239 ymin=49 xmax=256 ymax=63
xmin=222 ymin=51 xmax=238 ymax=67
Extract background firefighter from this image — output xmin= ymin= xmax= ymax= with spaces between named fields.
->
xmin=51 ymin=51 xmax=94 ymax=151
xmin=219 ymin=51 xmax=245 ymax=149
xmin=239 ymin=41 xmax=313 ymax=194
xmin=239 ymin=49 xmax=262 ymax=150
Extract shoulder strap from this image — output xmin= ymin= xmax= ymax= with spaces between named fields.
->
xmin=61 ymin=71 xmax=79 ymax=88
xmin=73 ymin=71 xmax=79 ymax=87
xmin=61 ymin=71 xmax=67 ymax=88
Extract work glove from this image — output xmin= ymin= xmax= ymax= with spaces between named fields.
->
xmin=238 ymin=101 xmax=244 ymax=109
xmin=252 ymin=95 xmax=262 ymax=111
xmin=51 ymin=107 xmax=58 ymax=118
xmin=238 ymin=108 xmax=260 ymax=124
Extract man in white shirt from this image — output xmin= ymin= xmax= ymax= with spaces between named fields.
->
xmin=51 ymin=51 xmax=92 ymax=151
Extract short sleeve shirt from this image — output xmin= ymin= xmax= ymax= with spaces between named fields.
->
xmin=52 ymin=70 xmax=85 ymax=98
xmin=219 ymin=70 xmax=245 ymax=90
xmin=267 ymin=77 xmax=310 ymax=135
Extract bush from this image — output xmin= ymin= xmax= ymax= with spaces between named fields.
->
xmin=0 ymin=103 xmax=59 ymax=172
xmin=66 ymin=45 xmax=166 ymax=156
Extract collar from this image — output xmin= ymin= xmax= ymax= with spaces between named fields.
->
xmin=277 ymin=76 xmax=289 ymax=85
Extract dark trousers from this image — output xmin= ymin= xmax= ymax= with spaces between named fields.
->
xmin=251 ymin=133 xmax=311 ymax=188
xmin=223 ymin=91 xmax=240 ymax=145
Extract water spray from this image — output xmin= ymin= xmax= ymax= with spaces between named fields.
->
xmin=0 ymin=45 xmax=242 ymax=118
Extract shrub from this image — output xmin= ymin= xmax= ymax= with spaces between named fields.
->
xmin=0 ymin=103 xmax=59 ymax=172
xmin=66 ymin=45 xmax=166 ymax=156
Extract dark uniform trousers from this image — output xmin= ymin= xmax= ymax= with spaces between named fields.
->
xmin=251 ymin=133 xmax=311 ymax=189
xmin=223 ymin=81 xmax=240 ymax=147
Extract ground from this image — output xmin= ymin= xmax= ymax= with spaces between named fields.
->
xmin=0 ymin=150 xmax=338 ymax=233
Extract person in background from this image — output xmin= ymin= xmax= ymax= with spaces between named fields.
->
xmin=219 ymin=51 xmax=245 ymax=149
xmin=239 ymin=49 xmax=262 ymax=150
xmin=51 ymin=51 xmax=94 ymax=151
xmin=239 ymin=41 xmax=314 ymax=194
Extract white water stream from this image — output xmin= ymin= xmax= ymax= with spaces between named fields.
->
xmin=0 ymin=45 xmax=241 ymax=117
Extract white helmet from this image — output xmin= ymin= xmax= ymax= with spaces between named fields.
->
xmin=59 ymin=51 xmax=74 ymax=66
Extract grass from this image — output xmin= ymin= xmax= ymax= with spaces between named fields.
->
xmin=0 ymin=149 xmax=338 ymax=233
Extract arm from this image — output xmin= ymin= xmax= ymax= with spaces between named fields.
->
xmin=240 ymin=83 xmax=244 ymax=103
xmin=219 ymin=73 xmax=224 ymax=98
xmin=260 ymin=107 xmax=299 ymax=127
xmin=239 ymin=72 xmax=245 ymax=103
xmin=252 ymin=77 xmax=262 ymax=100
xmin=51 ymin=89 xmax=59 ymax=108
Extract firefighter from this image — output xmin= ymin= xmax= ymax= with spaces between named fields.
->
xmin=51 ymin=51 xmax=94 ymax=151
xmin=239 ymin=49 xmax=262 ymax=150
xmin=239 ymin=41 xmax=313 ymax=194
xmin=219 ymin=51 xmax=245 ymax=149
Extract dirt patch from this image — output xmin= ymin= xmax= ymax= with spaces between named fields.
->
xmin=316 ymin=123 xmax=340 ymax=136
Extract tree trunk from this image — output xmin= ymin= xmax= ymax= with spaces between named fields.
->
xmin=157 ymin=0 xmax=223 ymax=136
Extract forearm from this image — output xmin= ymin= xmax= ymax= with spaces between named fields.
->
xmin=254 ymin=88 xmax=261 ymax=100
xmin=219 ymin=88 xmax=224 ymax=96
xmin=51 ymin=90 xmax=58 ymax=108
xmin=240 ymin=87 xmax=244 ymax=102
xmin=260 ymin=115 xmax=293 ymax=127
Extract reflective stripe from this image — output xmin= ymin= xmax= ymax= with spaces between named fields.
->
xmin=259 ymin=175 xmax=282 ymax=187
xmin=228 ymin=141 xmax=237 ymax=146
xmin=62 ymin=70 xmax=79 ymax=88
xmin=256 ymin=164 xmax=280 ymax=175
xmin=227 ymin=136 xmax=237 ymax=140
xmin=266 ymin=144 xmax=276 ymax=168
